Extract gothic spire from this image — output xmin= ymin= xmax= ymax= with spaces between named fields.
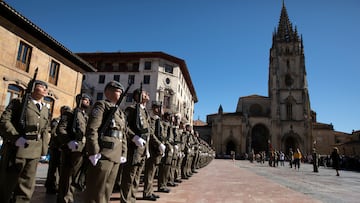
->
xmin=275 ymin=1 xmax=299 ymax=42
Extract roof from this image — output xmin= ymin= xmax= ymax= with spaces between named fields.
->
xmin=0 ymin=1 xmax=96 ymax=72
xmin=77 ymin=51 xmax=198 ymax=102
xmin=193 ymin=119 xmax=207 ymax=126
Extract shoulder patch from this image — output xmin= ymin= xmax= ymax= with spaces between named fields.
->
xmin=91 ymin=107 xmax=101 ymax=117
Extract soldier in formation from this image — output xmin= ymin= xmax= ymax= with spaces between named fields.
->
xmin=84 ymin=81 xmax=128 ymax=202
xmin=0 ymin=79 xmax=215 ymax=202
xmin=120 ymin=88 xmax=151 ymax=203
xmin=0 ymin=80 xmax=50 ymax=203
xmin=56 ymin=93 xmax=91 ymax=203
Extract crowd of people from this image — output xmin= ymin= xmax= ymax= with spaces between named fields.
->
xmin=0 ymin=80 xmax=215 ymax=203
xmin=249 ymin=147 xmax=343 ymax=176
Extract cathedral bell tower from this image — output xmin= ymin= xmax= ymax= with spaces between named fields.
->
xmin=268 ymin=2 xmax=312 ymax=153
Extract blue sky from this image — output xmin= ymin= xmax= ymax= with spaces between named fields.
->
xmin=5 ymin=0 xmax=360 ymax=133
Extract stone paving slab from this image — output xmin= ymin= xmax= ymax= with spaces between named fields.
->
xmin=31 ymin=159 xmax=360 ymax=203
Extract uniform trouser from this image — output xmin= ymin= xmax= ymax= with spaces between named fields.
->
xmin=185 ymin=155 xmax=193 ymax=176
xmin=158 ymin=162 xmax=171 ymax=189
xmin=143 ymin=156 xmax=159 ymax=197
xmin=85 ymin=158 xmax=119 ymax=203
xmin=169 ymin=157 xmax=178 ymax=183
xmin=191 ymin=152 xmax=199 ymax=171
xmin=175 ymin=156 xmax=183 ymax=180
xmin=57 ymin=151 xmax=83 ymax=203
xmin=0 ymin=156 xmax=39 ymax=203
xmin=181 ymin=154 xmax=188 ymax=177
xmin=120 ymin=159 xmax=145 ymax=203
xmin=45 ymin=147 xmax=61 ymax=191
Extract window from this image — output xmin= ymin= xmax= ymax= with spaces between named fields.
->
xmin=96 ymin=92 xmax=103 ymax=100
xmin=144 ymin=61 xmax=152 ymax=70
xmin=16 ymin=41 xmax=32 ymax=72
xmin=164 ymin=95 xmax=171 ymax=108
xmin=98 ymin=75 xmax=105 ymax=84
xmin=126 ymin=93 xmax=133 ymax=102
xmin=286 ymin=103 xmax=293 ymax=120
xmin=143 ymin=75 xmax=150 ymax=84
xmin=43 ymin=96 xmax=54 ymax=117
xmin=5 ymin=84 xmax=24 ymax=106
xmin=132 ymin=63 xmax=139 ymax=71
xmin=164 ymin=64 xmax=173 ymax=74
xmin=128 ymin=75 xmax=135 ymax=84
xmin=114 ymin=75 xmax=120 ymax=82
xmin=49 ymin=60 xmax=60 ymax=85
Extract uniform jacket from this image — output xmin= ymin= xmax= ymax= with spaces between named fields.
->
xmin=57 ymin=107 xmax=88 ymax=152
xmin=149 ymin=116 xmax=163 ymax=156
xmin=0 ymin=98 xmax=50 ymax=158
xmin=85 ymin=100 xmax=127 ymax=163
xmin=162 ymin=120 xmax=174 ymax=164
xmin=125 ymin=103 xmax=151 ymax=165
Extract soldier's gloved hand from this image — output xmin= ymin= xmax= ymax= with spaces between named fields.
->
xmin=15 ymin=137 xmax=28 ymax=148
xmin=120 ymin=156 xmax=127 ymax=164
xmin=67 ymin=141 xmax=79 ymax=152
xmin=89 ymin=153 xmax=102 ymax=166
xmin=132 ymin=135 xmax=146 ymax=148
xmin=174 ymin=145 xmax=179 ymax=152
xmin=146 ymin=150 xmax=150 ymax=158
xmin=159 ymin=143 xmax=166 ymax=157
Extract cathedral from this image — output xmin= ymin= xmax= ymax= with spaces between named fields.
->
xmin=201 ymin=3 xmax=354 ymax=158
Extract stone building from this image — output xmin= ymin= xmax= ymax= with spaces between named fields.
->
xmin=0 ymin=1 xmax=96 ymax=118
xmin=196 ymin=3 xmax=354 ymax=159
xmin=77 ymin=52 xmax=197 ymax=124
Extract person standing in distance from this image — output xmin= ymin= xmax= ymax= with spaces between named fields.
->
xmin=84 ymin=81 xmax=128 ymax=203
xmin=330 ymin=147 xmax=341 ymax=176
xmin=121 ymin=88 xmax=151 ymax=203
xmin=0 ymin=80 xmax=50 ymax=203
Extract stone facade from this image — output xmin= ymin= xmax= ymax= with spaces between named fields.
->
xmin=77 ymin=52 xmax=198 ymax=124
xmin=0 ymin=1 xmax=95 ymax=118
xmin=195 ymin=3 xmax=356 ymax=159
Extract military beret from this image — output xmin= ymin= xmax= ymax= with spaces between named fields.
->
xmin=76 ymin=93 xmax=92 ymax=105
xmin=105 ymin=81 xmax=124 ymax=91
xmin=80 ymin=93 xmax=91 ymax=100
xmin=60 ymin=105 xmax=71 ymax=112
xmin=152 ymin=101 xmax=162 ymax=107
xmin=33 ymin=80 xmax=48 ymax=88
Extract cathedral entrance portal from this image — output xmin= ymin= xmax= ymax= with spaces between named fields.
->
xmin=226 ymin=140 xmax=236 ymax=155
xmin=250 ymin=124 xmax=269 ymax=154
xmin=284 ymin=136 xmax=297 ymax=155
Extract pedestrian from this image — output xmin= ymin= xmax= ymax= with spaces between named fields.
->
xmin=45 ymin=105 xmax=71 ymax=194
xmin=312 ymin=148 xmax=319 ymax=173
xmin=84 ymin=81 xmax=128 ymax=203
xmin=120 ymin=87 xmax=151 ymax=203
xmin=56 ymin=94 xmax=91 ymax=203
xmin=288 ymin=148 xmax=294 ymax=168
xmin=0 ymin=80 xmax=50 ymax=203
xmin=293 ymin=148 xmax=302 ymax=170
xmin=330 ymin=147 xmax=341 ymax=176
xmin=279 ymin=151 xmax=285 ymax=166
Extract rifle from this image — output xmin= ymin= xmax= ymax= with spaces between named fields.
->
xmin=135 ymin=82 xmax=148 ymax=135
xmin=19 ymin=68 xmax=38 ymax=146
xmin=98 ymin=83 xmax=132 ymax=138
xmin=71 ymin=94 xmax=84 ymax=142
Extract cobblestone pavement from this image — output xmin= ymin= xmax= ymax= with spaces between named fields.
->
xmin=31 ymin=159 xmax=360 ymax=203
xmin=235 ymin=160 xmax=360 ymax=203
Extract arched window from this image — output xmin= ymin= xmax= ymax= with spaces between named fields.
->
xmin=5 ymin=84 xmax=24 ymax=106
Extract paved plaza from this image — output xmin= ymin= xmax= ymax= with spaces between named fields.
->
xmin=31 ymin=159 xmax=360 ymax=203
